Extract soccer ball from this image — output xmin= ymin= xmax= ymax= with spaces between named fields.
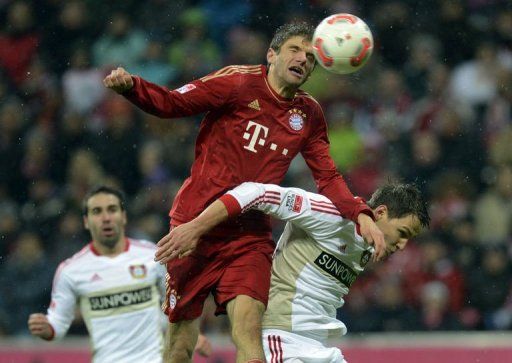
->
xmin=312 ymin=13 xmax=374 ymax=75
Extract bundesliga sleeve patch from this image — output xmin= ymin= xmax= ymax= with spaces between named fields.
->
xmin=285 ymin=194 xmax=303 ymax=213
xmin=175 ymin=83 xmax=196 ymax=94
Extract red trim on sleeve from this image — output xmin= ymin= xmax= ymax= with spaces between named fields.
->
xmin=44 ymin=323 xmax=55 ymax=341
xmin=358 ymin=208 xmax=375 ymax=221
xmin=219 ymin=194 xmax=242 ymax=217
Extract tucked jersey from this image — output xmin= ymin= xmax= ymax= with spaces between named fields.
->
xmin=220 ymin=182 xmax=374 ymax=339
xmin=47 ymin=239 xmax=166 ymax=363
xmin=124 ymin=65 xmax=371 ymax=232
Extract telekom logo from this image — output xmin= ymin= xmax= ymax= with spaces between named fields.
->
xmin=243 ymin=120 xmax=269 ymax=153
xmin=242 ymin=120 xmax=289 ymax=155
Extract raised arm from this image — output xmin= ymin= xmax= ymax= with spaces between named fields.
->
xmin=103 ymin=66 xmax=236 ymax=118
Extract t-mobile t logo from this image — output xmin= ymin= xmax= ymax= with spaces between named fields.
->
xmin=243 ymin=121 xmax=269 ymax=153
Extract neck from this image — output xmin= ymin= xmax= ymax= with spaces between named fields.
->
xmin=267 ymin=66 xmax=297 ymax=99
xmin=92 ymin=237 xmax=126 ymax=257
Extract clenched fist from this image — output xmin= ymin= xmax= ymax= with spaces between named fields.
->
xmin=28 ymin=313 xmax=54 ymax=340
xmin=103 ymin=67 xmax=134 ymax=94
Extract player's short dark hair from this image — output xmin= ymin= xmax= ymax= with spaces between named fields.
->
xmin=367 ymin=183 xmax=430 ymax=229
xmin=82 ymin=185 xmax=126 ymax=216
xmin=269 ymin=21 xmax=315 ymax=52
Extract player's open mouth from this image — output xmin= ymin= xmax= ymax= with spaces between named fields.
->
xmin=102 ymin=227 xmax=114 ymax=235
xmin=289 ymin=66 xmax=304 ymax=78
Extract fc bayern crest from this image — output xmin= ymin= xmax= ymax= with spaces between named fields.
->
xmin=288 ymin=108 xmax=307 ymax=131
xmin=289 ymin=113 xmax=304 ymax=131
xmin=169 ymin=289 xmax=179 ymax=310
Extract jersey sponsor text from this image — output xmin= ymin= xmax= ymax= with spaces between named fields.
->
xmin=314 ymin=251 xmax=357 ymax=287
xmin=90 ymin=286 xmax=152 ymax=311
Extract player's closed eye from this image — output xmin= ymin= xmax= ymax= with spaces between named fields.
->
xmin=108 ymin=206 xmax=119 ymax=213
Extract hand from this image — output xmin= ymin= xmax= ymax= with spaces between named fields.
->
xmin=195 ymin=334 xmax=212 ymax=357
xmin=103 ymin=67 xmax=134 ymax=94
xmin=154 ymin=222 xmax=202 ymax=264
xmin=28 ymin=313 xmax=53 ymax=340
xmin=357 ymin=213 xmax=385 ymax=262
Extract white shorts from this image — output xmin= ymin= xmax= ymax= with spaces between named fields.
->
xmin=263 ymin=329 xmax=347 ymax=363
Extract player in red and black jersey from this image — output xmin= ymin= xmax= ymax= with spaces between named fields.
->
xmin=104 ymin=22 xmax=385 ymax=363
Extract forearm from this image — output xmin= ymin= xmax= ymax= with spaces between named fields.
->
xmin=318 ymin=175 xmax=373 ymax=222
xmin=122 ymin=76 xmax=177 ymax=118
xmin=190 ymin=200 xmax=230 ymax=235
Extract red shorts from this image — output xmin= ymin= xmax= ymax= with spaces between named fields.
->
xmin=162 ymin=229 xmax=274 ymax=322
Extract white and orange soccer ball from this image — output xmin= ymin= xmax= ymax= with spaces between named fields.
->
xmin=312 ymin=13 xmax=374 ymax=75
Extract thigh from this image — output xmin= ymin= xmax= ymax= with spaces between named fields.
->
xmin=163 ymin=253 xmax=222 ymax=322
xmin=226 ymin=294 xmax=266 ymax=328
xmin=214 ymin=245 xmax=273 ymax=315
xmin=263 ymin=330 xmax=346 ymax=363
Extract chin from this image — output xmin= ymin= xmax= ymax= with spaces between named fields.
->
xmin=287 ymin=78 xmax=303 ymax=87
xmin=101 ymin=237 xmax=119 ymax=249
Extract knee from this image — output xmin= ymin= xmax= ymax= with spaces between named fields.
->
xmin=163 ymin=322 xmax=198 ymax=362
xmin=165 ymin=338 xmax=195 ymax=361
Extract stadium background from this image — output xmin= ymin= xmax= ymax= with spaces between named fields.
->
xmin=0 ymin=0 xmax=512 ymax=361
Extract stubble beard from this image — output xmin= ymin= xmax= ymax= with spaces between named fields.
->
xmin=98 ymin=231 xmax=121 ymax=250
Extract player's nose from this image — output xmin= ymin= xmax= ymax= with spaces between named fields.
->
xmin=295 ymin=50 xmax=308 ymax=63
xmin=100 ymin=212 xmax=112 ymax=222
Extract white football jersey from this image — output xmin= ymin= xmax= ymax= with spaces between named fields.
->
xmin=47 ymin=238 xmax=166 ymax=363
xmin=226 ymin=183 xmax=374 ymax=339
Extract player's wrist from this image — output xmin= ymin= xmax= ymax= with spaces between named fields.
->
xmin=191 ymin=219 xmax=210 ymax=236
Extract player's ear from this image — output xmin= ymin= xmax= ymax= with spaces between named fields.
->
xmin=267 ymin=47 xmax=276 ymax=65
xmin=373 ymin=205 xmax=388 ymax=221
xmin=83 ymin=215 xmax=90 ymax=230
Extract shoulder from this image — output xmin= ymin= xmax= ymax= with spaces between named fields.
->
xmin=295 ymin=89 xmax=321 ymax=107
xmin=305 ymin=190 xmax=332 ymax=204
xmin=129 ymin=238 xmax=157 ymax=252
xmin=128 ymin=238 xmax=159 ymax=262
xmin=287 ymin=188 xmax=337 ymax=208
xmin=55 ymin=245 xmax=92 ymax=279
xmin=305 ymin=192 xmax=343 ymax=218
xmin=295 ymin=89 xmax=325 ymax=119
xmin=200 ymin=64 xmax=264 ymax=83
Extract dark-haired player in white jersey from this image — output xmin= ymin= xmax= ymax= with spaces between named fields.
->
xmin=160 ymin=181 xmax=429 ymax=362
xmin=28 ymin=186 xmax=211 ymax=363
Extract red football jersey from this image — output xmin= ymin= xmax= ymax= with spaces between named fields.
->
xmin=124 ymin=65 xmax=371 ymax=230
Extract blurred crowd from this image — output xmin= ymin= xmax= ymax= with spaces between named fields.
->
xmin=0 ymin=0 xmax=511 ymax=338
